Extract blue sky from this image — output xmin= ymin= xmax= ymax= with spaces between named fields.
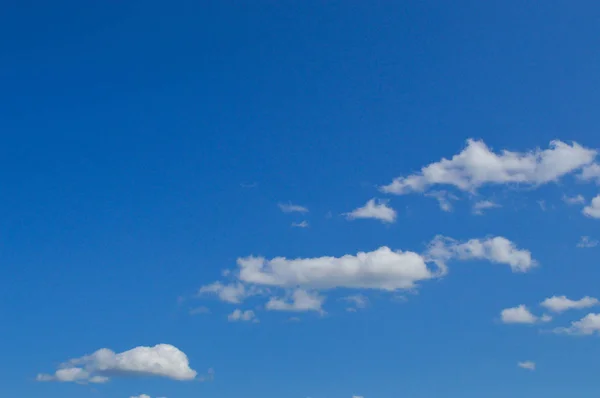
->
xmin=2 ymin=1 xmax=600 ymax=397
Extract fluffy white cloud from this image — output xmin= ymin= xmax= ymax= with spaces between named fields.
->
xmin=266 ymin=289 xmax=324 ymax=313
xmin=291 ymin=220 xmax=309 ymax=228
xmin=228 ymin=309 xmax=258 ymax=322
xmin=500 ymin=305 xmax=542 ymax=324
xmin=554 ymin=313 xmax=600 ymax=335
xmin=563 ymin=194 xmax=585 ymax=205
xmin=381 ymin=139 xmax=596 ymax=194
xmin=37 ymin=344 xmax=197 ymax=383
xmin=583 ymin=195 xmax=600 ymax=218
xmin=472 ymin=200 xmax=501 ymax=215
xmin=345 ymin=198 xmax=397 ymax=223
xmin=577 ymin=236 xmax=598 ymax=248
xmin=427 ymin=236 xmax=536 ymax=272
xmin=278 ymin=202 xmax=309 ymax=213
xmin=540 ymin=295 xmax=599 ymax=313
xmin=517 ymin=361 xmax=536 ymax=371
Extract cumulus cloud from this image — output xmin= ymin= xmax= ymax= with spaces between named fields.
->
xmin=228 ymin=309 xmax=258 ymax=322
xmin=540 ymin=295 xmax=599 ymax=313
xmin=266 ymin=289 xmax=325 ymax=313
xmin=583 ymin=195 xmax=600 ymax=218
xmin=517 ymin=361 xmax=536 ymax=371
xmin=37 ymin=344 xmax=197 ymax=383
xmin=291 ymin=220 xmax=309 ymax=228
xmin=563 ymin=194 xmax=585 ymax=205
xmin=577 ymin=236 xmax=598 ymax=248
xmin=554 ymin=313 xmax=600 ymax=335
xmin=500 ymin=305 xmax=549 ymax=324
xmin=472 ymin=200 xmax=501 ymax=215
xmin=427 ymin=236 xmax=536 ymax=272
xmin=345 ymin=198 xmax=397 ymax=223
xmin=278 ymin=202 xmax=309 ymax=213
xmin=381 ymin=139 xmax=596 ymax=194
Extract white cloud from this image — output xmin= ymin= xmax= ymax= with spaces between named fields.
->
xmin=345 ymin=198 xmax=397 ymax=223
xmin=500 ymin=305 xmax=539 ymax=324
xmin=291 ymin=220 xmax=309 ymax=228
xmin=37 ymin=344 xmax=197 ymax=383
xmin=577 ymin=236 xmax=598 ymax=248
xmin=266 ymin=289 xmax=325 ymax=313
xmin=228 ymin=309 xmax=258 ymax=322
xmin=352 ymin=396 xmax=365 ymax=398
xmin=517 ymin=361 xmax=536 ymax=371
xmin=381 ymin=139 xmax=596 ymax=194
xmin=540 ymin=295 xmax=599 ymax=313
xmin=554 ymin=313 xmax=600 ymax=335
xmin=583 ymin=195 xmax=600 ymax=218
xmin=563 ymin=194 xmax=585 ymax=205
xmin=579 ymin=163 xmax=600 ymax=183
xmin=130 ymin=395 xmax=152 ymax=398
xmin=278 ymin=202 xmax=309 ymax=213
xmin=198 ymin=282 xmax=247 ymax=304
xmin=427 ymin=236 xmax=536 ymax=272
xmin=472 ymin=200 xmax=501 ymax=215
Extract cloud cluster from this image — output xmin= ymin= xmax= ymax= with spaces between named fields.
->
xmin=37 ymin=344 xmax=197 ymax=384
xmin=381 ymin=139 xmax=596 ymax=194
xmin=500 ymin=305 xmax=550 ymax=324
xmin=554 ymin=313 xmax=600 ymax=335
xmin=228 ymin=309 xmax=258 ymax=322
xmin=197 ymin=236 xmax=535 ymax=314
xmin=541 ymin=295 xmax=599 ymax=313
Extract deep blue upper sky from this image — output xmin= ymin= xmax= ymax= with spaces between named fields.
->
xmin=2 ymin=1 xmax=600 ymax=398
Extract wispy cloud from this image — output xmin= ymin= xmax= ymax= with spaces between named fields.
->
xmin=563 ymin=194 xmax=585 ymax=205
xmin=577 ymin=236 xmax=598 ymax=248
xmin=278 ymin=202 xmax=309 ymax=213
xmin=472 ymin=200 xmax=501 ymax=215
xmin=291 ymin=220 xmax=309 ymax=228
xmin=517 ymin=361 xmax=535 ymax=371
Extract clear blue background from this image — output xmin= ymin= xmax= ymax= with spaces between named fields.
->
xmin=1 ymin=1 xmax=599 ymax=397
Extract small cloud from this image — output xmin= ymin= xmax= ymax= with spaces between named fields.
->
xmin=472 ymin=200 xmax=501 ymax=215
xmin=227 ymin=309 xmax=258 ymax=323
xmin=189 ymin=306 xmax=210 ymax=315
xmin=538 ymin=200 xmax=547 ymax=211
xmin=517 ymin=361 xmax=536 ymax=371
xmin=500 ymin=305 xmax=538 ymax=324
xmin=583 ymin=195 xmax=600 ymax=218
xmin=278 ymin=202 xmax=309 ymax=213
xmin=240 ymin=182 xmax=258 ymax=189
xmin=563 ymin=194 xmax=585 ymax=205
xmin=266 ymin=289 xmax=325 ymax=313
xmin=345 ymin=198 xmax=397 ymax=223
xmin=291 ymin=220 xmax=309 ymax=228
xmin=342 ymin=294 xmax=369 ymax=311
xmin=577 ymin=236 xmax=598 ymax=248
xmin=425 ymin=191 xmax=456 ymax=212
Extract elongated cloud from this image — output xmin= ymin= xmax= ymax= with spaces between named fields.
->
xmin=427 ymin=236 xmax=536 ymax=272
xmin=278 ymin=202 xmax=309 ymax=213
xmin=472 ymin=200 xmax=501 ymax=215
xmin=517 ymin=361 xmax=536 ymax=371
xmin=266 ymin=289 xmax=324 ymax=313
xmin=37 ymin=344 xmax=197 ymax=383
xmin=381 ymin=139 xmax=596 ymax=194
xmin=540 ymin=295 xmax=599 ymax=313
xmin=345 ymin=199 xmax=397 ymax=223
xmin=228 ymin=309 xmax=258 ymax=322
